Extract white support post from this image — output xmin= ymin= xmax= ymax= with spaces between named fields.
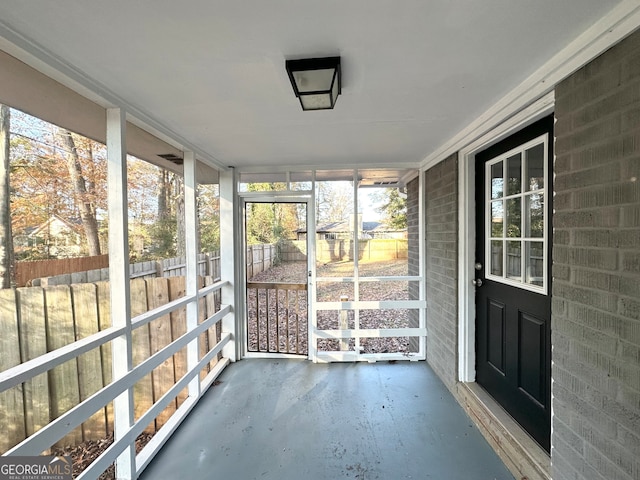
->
xmin=352 ymin=170 xmax=360 ymax=356
xmin=219 ymin=168 xmax=238 ymax=361
xmin=106 ymin=108 xmax=134 ymax=479
xmin=308 ymin=171 xmax=317 ymax=362
xmin=183 ymin=151 xmax=200 ymax=397
xmin=418 ymin=169 xmax=427 ymax=358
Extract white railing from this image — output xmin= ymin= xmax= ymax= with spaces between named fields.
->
xmin=313 ymin=275 xmax=426 ymax=362
xmin=0 ymin=279 xmax=231 ymax=478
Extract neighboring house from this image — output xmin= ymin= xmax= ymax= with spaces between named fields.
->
xmin=298 ymin=219 xmax=407 ymax=240
xmin=14 ymin=215 xmax=83 ymax=258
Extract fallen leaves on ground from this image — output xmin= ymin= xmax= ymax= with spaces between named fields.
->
xmin=247 ymin=259 xmax=414 ymax=354
xmin=51 ymin=432 xmax=154 ymax=479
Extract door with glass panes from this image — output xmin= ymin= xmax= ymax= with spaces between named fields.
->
xmin=474 ymin=116 xmax=553 ymax=452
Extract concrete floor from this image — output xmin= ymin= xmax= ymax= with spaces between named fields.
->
xmin=141 ymin=359 xmax=514 ymax=480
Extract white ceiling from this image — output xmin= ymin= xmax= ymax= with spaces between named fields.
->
xmin=0 ymin=0 xmax=625 ymax=175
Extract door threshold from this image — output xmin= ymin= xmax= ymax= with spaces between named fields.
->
xmin=243 ymin=352 xmax=308 ymax=360
xmin=315 ymin=351 xmax=425 ymax=363
xmin=456 ymin=382 xmax=550 ymax=480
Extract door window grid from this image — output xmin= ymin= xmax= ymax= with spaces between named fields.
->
xmin=485 ymin=135 xmax=548 ymax=294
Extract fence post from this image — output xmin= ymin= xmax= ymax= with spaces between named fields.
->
xmin=0 ymin=289 xmax=26 ymax=453
xmin=339 ymin=295 xmax=349 ymax=351
xmin=45 ymin=286 xmax=83 ymax=446
xmin=155 ymin=260 xmax=163 ymax=278
xmin=262 ymin=244 xmax=267 ymax=272
xmin=17 ymin=287 xmax=50 ymax=441
xmin=72 ymin=283 xmax=107 ymax=441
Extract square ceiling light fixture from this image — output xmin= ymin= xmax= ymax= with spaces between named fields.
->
xmin=285 ymin=56 xmax=341 ymax=111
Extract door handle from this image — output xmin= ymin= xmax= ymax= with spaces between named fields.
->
xmin=472 ymin=278 xmax=483 ymax=287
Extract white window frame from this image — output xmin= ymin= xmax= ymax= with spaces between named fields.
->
xmin=483 ymin=134 xmax=549 ymax=295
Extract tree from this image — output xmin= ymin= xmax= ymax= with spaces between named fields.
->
xmin=176 ymin=183 xmax=186 ymax=256
xmin=127 ymin=156 xmax=161 ymax=258
xmin=146 ymin=169 xmax=184 ymax=258
xmin=316 ymin=181 xmax=353 ymax=224
xmin=9 ymin=110 xmax=108 ymax=259
xmin=125 ymin=157 xmax=191 ymax=261
xmin=0 ymin=105 xmax=15 ymax=287
xmin=375 ymin=187 xmax=407 ymax=229
xmin=198 ymin=183 xmax=220 ymax=252
xmin=60 ymin=129 xmax=101 ymax=255
xmin=245 ymin=183 xmax=299 ymax=246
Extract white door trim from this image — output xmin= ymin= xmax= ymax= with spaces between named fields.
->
xmin=457 ymin=92 xmax=554 ymax=383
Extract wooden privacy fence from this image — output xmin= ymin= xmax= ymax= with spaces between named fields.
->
xmin=246 ymin=244 xmax=276 ymax=279
xmin=0 ymin=275 xmax=221 ymax=454
xmin=15 ymin=254 xmax=110 ymax=287
xmin=23 ymin=252 xmax=221 ymax=287
xmin=491 ymin=245 xmax=544 ymax=283
xmin=127 ymin=252 xmax=221 ymax=281
xmin=279 ymin=239 xmax=408 ymax=263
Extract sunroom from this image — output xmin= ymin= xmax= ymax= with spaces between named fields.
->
xmin=1 ymin=2 xmax=639 ymax=480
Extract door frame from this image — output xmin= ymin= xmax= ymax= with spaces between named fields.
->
xmin=239 ymin=193 xmax=315 ymax=360
xmin=457 ymin=92 xmax=555 ymax=383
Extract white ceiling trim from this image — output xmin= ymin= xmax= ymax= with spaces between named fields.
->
xmin=236 ymin=162 xmax=418 ymax=174
xmin=420 ymin=0 xmax=640 ymax=170
xmin=0 ymin=19 xmax=228 ymax=172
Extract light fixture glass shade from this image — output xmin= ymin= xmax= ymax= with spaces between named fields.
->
xmin=300 ymin=93 xmax=333 ymax=110
xmin=292 ymin=68 xmax=335 ymax=93
xmin=286 ymin=56 xmax=341 ymax=111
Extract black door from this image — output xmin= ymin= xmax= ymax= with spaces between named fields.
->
xmin=475 ymin=116 xmax=553 ymax=452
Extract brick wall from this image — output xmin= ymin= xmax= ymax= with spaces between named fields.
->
xmin=553 ymin=29 xmax=640 ymax=480
xmin=406 ymin=176 xmax=420 ymax=352
xmin=425 ymin=153 xmax=458 ymax=390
